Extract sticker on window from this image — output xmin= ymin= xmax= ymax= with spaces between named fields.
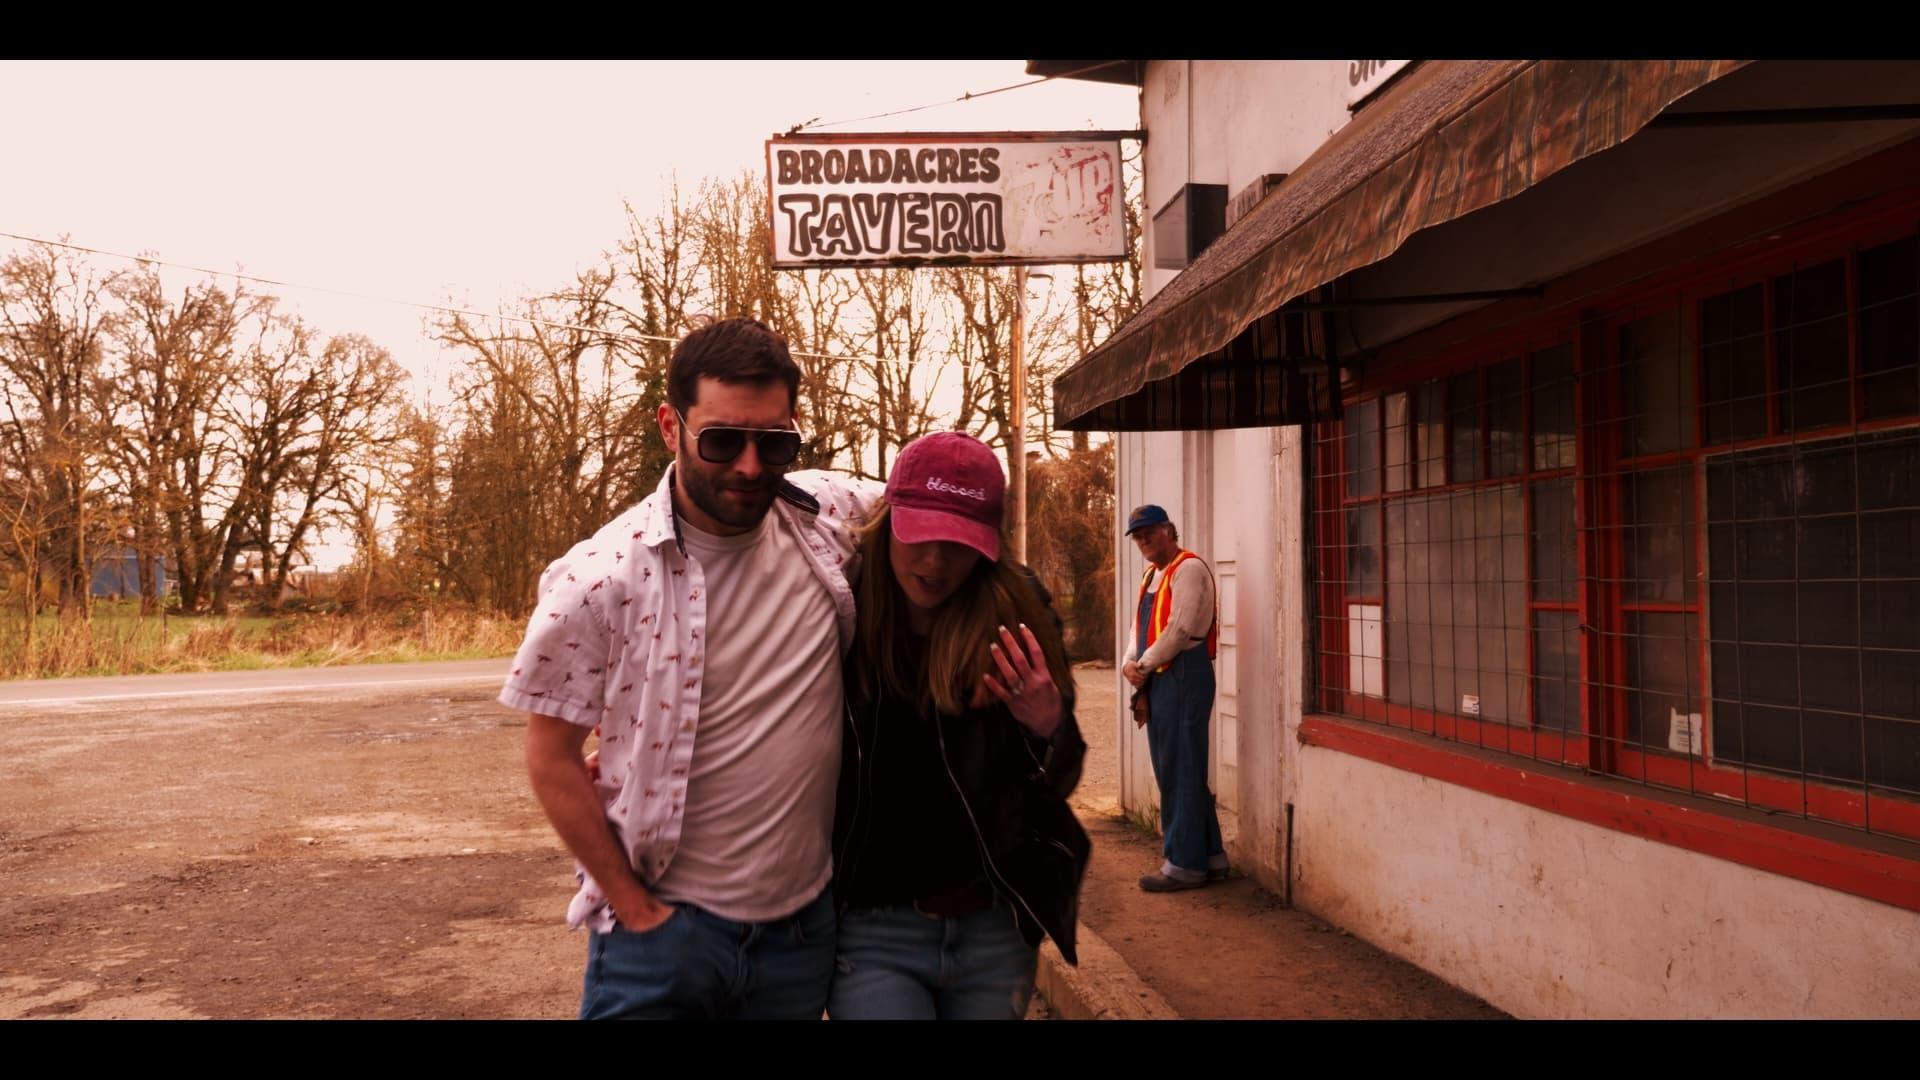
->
xmin=1668 ymin=708 xmax=1703 ymax=756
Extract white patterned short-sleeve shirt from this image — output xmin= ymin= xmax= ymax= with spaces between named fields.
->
xmin=498 ymin=467 xmax=880 ymax=931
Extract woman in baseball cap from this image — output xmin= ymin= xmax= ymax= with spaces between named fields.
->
xmin=828 ymin=431 xmax=1090 ymax=1020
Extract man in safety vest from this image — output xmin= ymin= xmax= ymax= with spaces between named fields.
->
xmin=1121 ymin=504 xmax=1228 ymax=893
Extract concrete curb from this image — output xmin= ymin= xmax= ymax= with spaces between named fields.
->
xmin=1035 ymin=922 xmax=1180 ymax=1020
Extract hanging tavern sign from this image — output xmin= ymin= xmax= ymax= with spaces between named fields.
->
xmin=766 ymin=131 xmax=1130 ymax=268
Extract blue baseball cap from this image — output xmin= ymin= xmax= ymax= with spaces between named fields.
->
xmin=1126 ymin=504 xmax=1171 ymax=536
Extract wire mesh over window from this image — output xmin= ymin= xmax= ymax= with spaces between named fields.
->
xmin=1707 ymin=430 xmax=1920 ymax=798
xmin=1311 ymin=222 xmax=1920 ymax=846
xmin=1314 ymin=343 xmax=1581 ymax=765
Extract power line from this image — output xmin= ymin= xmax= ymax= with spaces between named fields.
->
xmin=791 ymin=63 xmax=1126 ymax=133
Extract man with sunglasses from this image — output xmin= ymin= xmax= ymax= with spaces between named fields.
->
xmin=504 ymin=318 xmax=879 ymax=1019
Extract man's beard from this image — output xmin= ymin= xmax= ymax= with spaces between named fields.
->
xmin=677 ymin=434 xmax=778 ymax=530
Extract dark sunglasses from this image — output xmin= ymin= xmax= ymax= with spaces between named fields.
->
xmin=676 ymin=410 xmax=803 ymax=467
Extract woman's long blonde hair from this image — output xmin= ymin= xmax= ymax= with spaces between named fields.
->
xmin=852 ymin=501 xmax=1071 ymax=716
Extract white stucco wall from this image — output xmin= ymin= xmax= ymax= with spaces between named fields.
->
xmin=1291 ymin=744 xmax=1920 ymax=1019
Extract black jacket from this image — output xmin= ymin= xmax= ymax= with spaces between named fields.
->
xmin=831 ymin=573 xmax=1092 ymax=964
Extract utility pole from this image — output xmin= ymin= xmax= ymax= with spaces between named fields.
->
xmin=1009 ymin=266 xmax=1054 ymax=565
xmin=1010 ymin=265 xmax=1028 ymax=564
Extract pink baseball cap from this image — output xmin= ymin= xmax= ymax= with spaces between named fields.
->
xmin=885 ymin=431 xmax=1005 ymax=562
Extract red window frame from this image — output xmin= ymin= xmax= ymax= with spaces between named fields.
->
xmin=1312 ymin=188 xmax=1920 ymax=845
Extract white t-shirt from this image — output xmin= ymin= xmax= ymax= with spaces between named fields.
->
xmin=651 ymin=511 xmax=844 ymax=921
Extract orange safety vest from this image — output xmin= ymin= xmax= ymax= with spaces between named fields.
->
xmin=1136 ymin=550 xmax=1220 ymax=674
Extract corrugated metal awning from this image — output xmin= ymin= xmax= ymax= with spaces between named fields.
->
xmin=1054 ymin=59 xmax=1748 ymax=431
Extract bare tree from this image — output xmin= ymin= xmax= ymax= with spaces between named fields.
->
xmin=110 ymin=266 xmax=247 ymax=614
xmin=618 ymin=173 xmax=871 ymax=476
xmin=258 ymin=333 xmax=405 ymax=607
xmin=620 ymin=177 xmax=702 ymax=348
xmin=440 ymin=365 xmax=548 ymax=611
xmin=0 ymin=416 xmax=57 ymax=650
xmin=207 ymin=310 xmax=403 ymax=612
xmin=384 ymin=151 xmax=1147 ymax=618
xmin=694 ymin=173 xmax=782 ymax=325
xmin=335 ymin=462 xmax=391 ymax=612
xmin=846 ymin=266 xmax=945 ymax=478
xmin=1014 ymin=276 xmax=1077 ymax=459
xmin=783 ymin=269 xmax=866 ymax=472
xmin=434 ymin=264 xmax=659 ymax=613
xmin=388 ymin=403 xmax=457 ymax=602
xmin=1027 ymin=441 xmax=1116 ymax=659
xmin=942 ymin=267 xmax=1018 ymax=450
xmin=0 ymin=243 xmax=121 ymax=618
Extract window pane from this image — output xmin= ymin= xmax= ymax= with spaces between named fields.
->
xmin=1711 ymin=702 xmax=1800 ymax=774
xmin=1806 ymin=710 xmax=1866 ymax=784
xmin=1626 ymin=611 xmax=1702 ymax=755
xmin=1859 ymin=236 xmax=1920 ymax=421
xmin=1488 ymin=358 xmax=1524 ymax=478
xmin=1621 ymin=307 xmax=1697 ymax=457
xmin=1700 ymin=284 xmax=1768 ymax=444
xmin=1384 ymin=392 xmax=1410 ymax=492
xmin=1774 ymin=258 xmax=1850 ymax=432
xmin=1531 ymin=478 xmax=1577 ymax=603
xmin=1862 ymin=580 xmax=1920 ymax=652
xmin=1399 ymin=494 xmax=1440 ymax=711
xmin=1534 ymin=609 xmax=1582 ymax=733
xmin=1384 ymin=484 xmax=1525 ymax=721
xmin=1347 ymin=505 xmax=1380 ymax=596
xmin=1865 ymin=716 xmax=1920 ymax=797
xmin=1793 ymin=439 xmax=1857 ymax=526
xmin=1385 ymin=499 xmax=1410 ymax=707
xmin=1448 ymin=372 xmax=1482 ymax=483
xmin=1415 ymin=382 xmax=1446 ymax=488
xmin=1625 ymin=467 xmax=1697 ymax=605
xmin=1705 ymin=430 xmax=1920 ymax=789
xmin=1530 ymin=344 xmax=1575 ymax=470
xmin=1346 ymin=398 xmax=1380 ymax=497
xmin=1858 ymin=427 xmax=1920 ymax=512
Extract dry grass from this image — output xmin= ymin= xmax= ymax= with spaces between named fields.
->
xmin=0 ymin=603 xmax=524 ymax=681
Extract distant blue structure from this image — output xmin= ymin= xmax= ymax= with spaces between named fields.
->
xmin=90 ymin=547 xmax=167 ymax=599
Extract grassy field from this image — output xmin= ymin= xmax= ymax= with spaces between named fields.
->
xmin=0 ymin=601 xmax=524 ymax=681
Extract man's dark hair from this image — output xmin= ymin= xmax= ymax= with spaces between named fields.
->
xmin=666 ymin=318 xmax=801 ymax=412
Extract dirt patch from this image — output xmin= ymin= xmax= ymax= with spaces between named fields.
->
xmin=2 ymin=669 xmax=1498 ymax=1020
xmin=0 ymin=686 xmax=581 ymax=1018
xmin=1072 ymin=814 xmax=1506 ymax=1019
xmin=1068 ymin=662 xmax=1120 ymax=817
xmin=1062 ymin=668 xmax=1504 ymax=1020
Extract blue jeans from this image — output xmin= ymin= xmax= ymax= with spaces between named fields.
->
xmin=579 ymin=889 xmax=836 ymax=1020
xmin=827 ymin=904 xmax=1039 ymax=1020
xmin=1146 ymin=645 xmax=1225 ymax=877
